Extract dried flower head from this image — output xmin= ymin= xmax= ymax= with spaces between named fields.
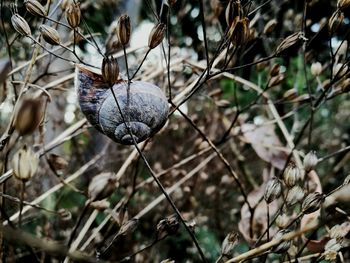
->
xmin=117 ymin=14 xmax=131 ymax=46
xmin=225 ymin=0 xmax=242 ymax=27
xmin=283 ymin=162 xmax=301 ymax=187
xmin=118 ymin=218 xmax=139 ymax=236
xmin=88 ymin=172 xmax=118 ymax=202
xmin=102 ymin=56 xmax=119 ymax=85
xmin=39 ymin=25 xmax=61 ymax=45
xmin=264 ymin=177 xmax=282 ymax=203
xmin=301 ymin=192 xmax=324 ymax=214
xmin=14 ymin=94 xmax=45 ymax=136
xmin=148 ymin=23 xmax=166 ymax=49
xmin=11 ymin=145 xmax=39 ymax=181
xmin=65 ymin=1 xmax=81 ymax=28
xmin=11 ymin=14 xmax=31 ymax=36
xmin=272 ymin=229 xmax=292 ymax=253
xmin=269 ymin=64 xmax=280 ymax=77
xmin=275 ymin=32 xmax=302 ymax=55
xmin=25 ymin=0 xmax=46 ymax=17
xmin=303 ymin=151 xmax=318 ymax=172
xmin=286 ymin=185 xmax=305 ymax=206
xmin=328 ymin=11 xmax=344 ymax=34
xmin=221 ymin=232 xmax=238 ymax=257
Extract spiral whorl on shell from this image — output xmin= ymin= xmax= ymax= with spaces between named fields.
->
xmin=75 ymin=64 xmax=169 ymax=145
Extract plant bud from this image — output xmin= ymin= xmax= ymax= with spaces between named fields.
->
xmin=310 ymin=62 xmax=322 ymax=76
xmin=117 ymin=14 xmax=131 ymax=46
xmin=283 ymin=162 xmax=301 ymax=187
xmin=148 ymin=23 xmax=166 ymax=49
xmin=11 ymin=14 xmax=31 ymax=37
xmin=221 ymin=232 xmax=238 ymax=256
xmin=11 ymin=145 xmax=39 ymax=181
xmin=14 ymin=95 xmax=45 ymax=136
xmin=328 ymin=11 xmax=344 ymax=34
xmin=303 ymin=151 xmax=318 ymax=172
xmin=156 ymin=214 xmax=179 ymax=239
xmin=263 ymin=19 xmax=277 ymax=35
xmin=88 ymin=172 xmax=118 ymax=202
xmin=301 ymin=192 xmax=324 ymax=214
xmin=275 ymin=214 xmax=289 ymax=229
xmin=25 ymin=0 xmax=46 ymax=17
xmin=275 ymin=32 xmax=301 ymax=55
xmin=229 ymin=17 xmax=250 ymax=47
xmin=286 ymin=185 xmax=305 ymax=206
xmin=225 ymin=0 xmax=242 ymax=27
xmin=272 ymin=229 xmax=292 ymax=253
xmin=65 ymin=1 xmax=81 ymax=28
xmin=118 ymin=218 xmax=138 ymax=236
xmin=39 ymin=25 xmax=61 ymax=45
xmin=269 ymin=64 xmax=280 ymax=77
xmin=102 ymin=56 xmax=119 ymax=85
xmin=264 ymin=177 xmax=282 ymax=203
xmin=337 ymin=0 xmax=350 ymax=10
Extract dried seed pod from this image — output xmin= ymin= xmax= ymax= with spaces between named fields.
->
xmin=11 ymin=145 xmax=39 ymax=182
xmin=301 ymin=192 xmax=324 ymax=214
xmin=118 ymin=218 xmax=138 ymax=236
xmin=101 ymin=56 xmax=119 ymax=85
xmin=328 ymin=11 xmax=344 ymax=34
xmin=264 ymin=177 xmax=282 ymax=203
xmin=39 ymin=25 xmax=61 ymax=45
xmin=338 ymin=0 xmax=350 ymax=10
xmin=117 ymin=14 xmax=131 ymax=46
xmin=269 ymin=64 xmax=280 ymax=77
xmin=156 ymin=214 xmax=179 ymax=239
xmin=148 ymin=23 xmax=166 ymax=49
xmin=88 ymin=172 xmax=118 ymax=201
xmin=228 ymin=17 xmax=250 ymax=47
xmin=65 ymin=1 xmax=81 ymax=28
xmin=14 ymin=94 xmax=45 ymax=136
xmin=283 ymin=88 xmax=298 ymax=101
xmin=90 ymin=200 xmax=110 ymax=211
xmin=25 ymin=0 xmax=46 ymax=17
xmin=268 ymin=74 xmax=284 ymax=88
xmin=275 ymin=214 xmax=289 ymax=229
xmin=275 ymin=32 xmax=301 ymax=55
xmin=225 ymin=0 xmax=242 ymax=26
xmin=286 ymin=185 xmax=305 ymax=206
xmin=303 ymin=151 xmax=318 ymax=173
xmin=11 ymin=14 xmax=31 ymax=36
xmin=272 ymin=229 xmax=292 ymax=253
xmin=340 ymin=78 xmax=350 ymax=92
xmin=283 ymin=162 xmax=301 ymax=188
xmin=47 ymin=153 xmax=68 ymax=173
xmin=310 ymin=62 xmax=322 ymax=76
xmin=221 ymin=232 xmax=238 ymax=257
xmin=263 ymin=19 xmax=277 ymax=35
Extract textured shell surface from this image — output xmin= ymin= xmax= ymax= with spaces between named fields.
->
xmin=75 ymin=64 xmax=169 ymax=145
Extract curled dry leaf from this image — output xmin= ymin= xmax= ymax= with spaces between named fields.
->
xmin=241 ymin=123 xmax=289 ymax=170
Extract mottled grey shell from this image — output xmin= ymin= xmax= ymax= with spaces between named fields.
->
xmin=75 ymin=64 xmax=169 ymax=145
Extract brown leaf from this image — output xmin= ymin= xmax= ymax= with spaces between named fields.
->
xmin=241 ymin=123 xmax=289 ymax=170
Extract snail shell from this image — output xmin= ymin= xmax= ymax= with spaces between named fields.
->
xmin=75 ymin=64 xmax=169 ymax=145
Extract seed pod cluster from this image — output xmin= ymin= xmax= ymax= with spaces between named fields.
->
xmin=264 ymin=177 xmax=282 ymax=203
xmin=301 ymin=192 xmax=324 ymax=214
xmin=283 ymin=162 xmax=301 ymax=188
xmin=11 ymin=145 xmax=39 ymax=182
